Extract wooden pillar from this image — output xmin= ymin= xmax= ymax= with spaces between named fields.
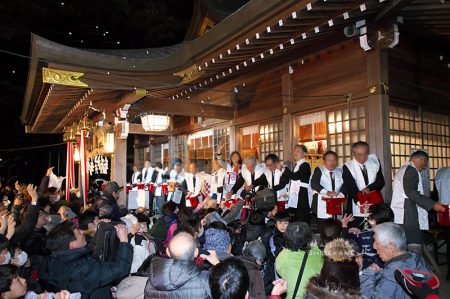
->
xmin=111 ymin=130 xmax=127 ymax=208
xmin=282 ymin=73 xmax=294 ymax=162
xmin=366 ymin=46 xmax=392 ymax=201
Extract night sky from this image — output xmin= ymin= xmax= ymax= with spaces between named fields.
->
xmin=0 ymin=0 xmax=193 ymax=183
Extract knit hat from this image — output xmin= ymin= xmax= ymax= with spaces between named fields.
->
xmin=323 ymin=238 xmax=359 ymax=262
xmin=204 ymin=228 xmax=231 ymax=253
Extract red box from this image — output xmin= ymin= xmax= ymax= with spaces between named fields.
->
xmin=137 ymin=183 xmax=145 ymax=190
xmin=126 ymin=185 xmax=131 ymax=194
xmin=186 ymin=194 xmax=202 ymax=209
xmin=323 ymin=197 xmax=346 ymax=215
xmin=147 ymin=183 xmax=156 ymax=193
xmin=277 ymin=200 xmax=288 ymax=213
xmin=357 ymin=190 xmax=384 ymax=213
xmin=438 ymin=205 xmax=450 ymax=226
xmin=224 ymin=198 xmax=239 ymax=209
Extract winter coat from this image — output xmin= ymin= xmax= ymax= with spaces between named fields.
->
xmin=360 ymin=252 xmax=431 ymax=299
xmin=144 ymin=256 xmax=210 ymax=299
xmin=276 ymin=245 xmax=323 ymax=299
xmin=241 ymin=257 xmax=266 ymax=299
xmin=305 ymin=278 xmax=361 ymax=299
xmin=38 ymin=243 xmax=132 ymax=299
xmin=116 ymin=276 xmax=147 ymax=299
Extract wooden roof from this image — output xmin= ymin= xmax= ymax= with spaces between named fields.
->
xmin=22 ymin=0 xmax=450 ymax=134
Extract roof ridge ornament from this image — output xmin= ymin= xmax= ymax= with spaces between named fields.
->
xmin=42 ymin=67 xmax=88 ymax=87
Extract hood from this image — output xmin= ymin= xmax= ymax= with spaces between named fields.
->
xmin=306 ymin=280 xmax=361 ymax=299
xmin=148 ymin=257 xmax=201 ymax=291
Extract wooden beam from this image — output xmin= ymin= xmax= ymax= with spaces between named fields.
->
xmin=375 ymin=0 xmax=412 ymax=22
xmin=131 ymin=97 xmax=234 ymax=120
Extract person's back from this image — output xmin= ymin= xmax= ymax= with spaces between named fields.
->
xmin=39 ymin=222 xmax=132 ymax=299
xmin=275 ymin=222 xmax=323 ymax=299
xmin=144 ymin=256 xmax=210 ymax=298
xmin=144 ymin=232 xmax=210 ymax=298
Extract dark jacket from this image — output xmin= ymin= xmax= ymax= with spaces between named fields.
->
xmin=38 ymin=242 xmax=132 ymax=299
xmin=241 ymin=256 xmax=266 ymax=299
xmin=281 ymin=162 xmax=311 ymax=222
xmin=144 ymin=256 xmax=210 ymax=299
xmin=401 ymin=165 xmax=436 ymax=244
xmin=10 ymin=204 xmax=40 ymax=246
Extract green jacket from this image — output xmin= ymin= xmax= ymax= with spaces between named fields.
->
xmin=276 ymin=244 xmax=323 ymax=299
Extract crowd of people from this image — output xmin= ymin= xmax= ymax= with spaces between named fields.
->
xmin=0 ymin=140 xmax=448 ymax=299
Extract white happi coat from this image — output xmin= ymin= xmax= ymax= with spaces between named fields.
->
xmin=184 ymin=172 xmax=205 ymax=196
xmin=241 ymin=164 xmax=265 ymax=192
xmin=224 ymin=164 xmax=242 ymax=195
xmin=205 ymin=168 xmax=226 ymax=199
xmin=314 ymin=166 xmax=345 ymax=219
xmin=287 ymin=159 xmax=312 ymax=208
xmin=131 ymin=171 xmax=141 ymax=185
xmin=344 ymin=154 xmax=380 ymax=217
xmin=391 ymin=162 xmax=428 ymax=230
xmin=141 ymin=167 xmax=154 ymax=184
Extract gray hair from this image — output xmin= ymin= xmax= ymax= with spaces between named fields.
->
xmin=373 ymin=222 xmax=407 ymax=251
xmin=244 ymin=156 xmax=257 ymax=167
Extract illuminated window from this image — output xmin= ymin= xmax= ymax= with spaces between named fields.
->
xmin=327 ymin=105 xmax=367 ymax=166
xmin=188 ymin=129 xmax=214 ymax=172
xmin=390 ymin=105 xmax=450 ymax=189
xmin=259 ymin=121 xmax=283 ymax=161
xmin=239 ymin=125 xmax=260 ymax=160
xmin=174 ymin=136 xmax=186 ymax=163
xmin=239 ymin=121 xmax=283 ymax=161
xmin=214 ymin=127 xmax=230 ymax=160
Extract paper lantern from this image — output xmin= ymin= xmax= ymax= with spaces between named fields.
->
xmin=105 ymin=132 xmax=115 ymax=154
xmin=141 ymin=114 xmax=170 ymax=132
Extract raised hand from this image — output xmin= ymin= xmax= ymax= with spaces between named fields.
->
xmin=115 ymin=224 xmax=129 ymax=243
xmin=340 ymin=213 xmax=355 ymax=228
xmin=6 ymin=215 xmax=16 ymax=239
xmin=27 ymin=184 xmax=38 ymax=203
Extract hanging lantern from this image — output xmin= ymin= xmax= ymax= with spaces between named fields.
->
xmin=105 ymin=132 xmax=115 ymax=154
xmin=141 ymin=114 xmax=170 ymax=132
xmin=73 ymin=144 xmax=81 ymax=162
xmin=64 ymin=125 xmax=77 ymax=143
xmin=74 ymin=122 xmax=82 ymax=136
xmin=79 ymin=114 xmax=93 ymax=133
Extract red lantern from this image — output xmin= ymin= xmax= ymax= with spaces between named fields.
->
xmin=438 ymin=205 xmax=450 ymax=226
xmin=357 ymin=190 xmax=384 ymax=213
